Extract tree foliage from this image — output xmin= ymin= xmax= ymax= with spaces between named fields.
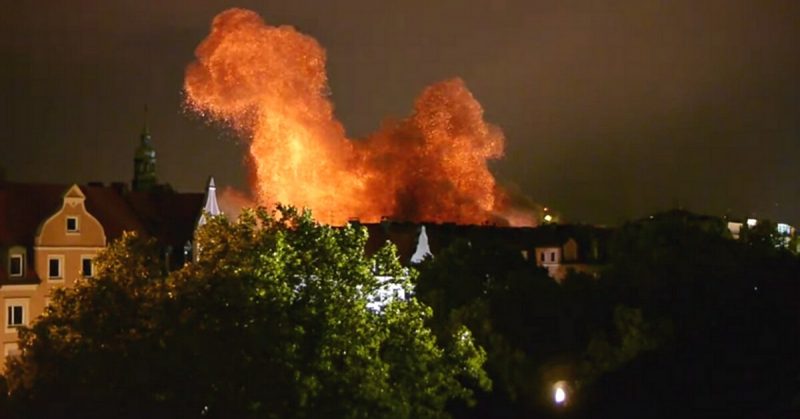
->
xmin=581 ymin=211 xmax=800 ymax=417
xmin=4 ymin=207 xmax=487 ymax=419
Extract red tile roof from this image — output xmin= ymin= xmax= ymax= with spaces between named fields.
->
xmin=0 ymin=182 xmax=204 ymax=283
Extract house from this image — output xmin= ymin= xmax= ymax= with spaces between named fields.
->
xmin=360 ymin=220 xmax=610 ymax=283
xmin=0 ymin=122 xmax=219 ymax=369
xmin=530 ymin=226 xmax=607 ymax=282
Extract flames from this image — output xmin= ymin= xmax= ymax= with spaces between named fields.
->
xmin=185 ymin=8 xmax=533 ymax=226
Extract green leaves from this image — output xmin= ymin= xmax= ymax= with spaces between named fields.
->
xmin=5 ymin=206 xmax=485 ymax=419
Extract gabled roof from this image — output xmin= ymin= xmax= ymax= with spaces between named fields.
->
xmin=82 ymin=185 xmax=148 ymax=242
xmin=125 ymin=189 xmax=203 ymax=248
xmin=1 ymin=181 xmax=205 ymax=283
xmin=0 ymin=183 xmax=70 ymax=247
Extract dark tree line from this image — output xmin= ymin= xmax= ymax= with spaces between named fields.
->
xmin=414 ymin=210 xmax=800 ymax=418
xmin=2 ymin=208 xmax=798 ymax=418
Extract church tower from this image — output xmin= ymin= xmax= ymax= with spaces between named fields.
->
xmin=132 ymin=107 xmax=157 ymax=191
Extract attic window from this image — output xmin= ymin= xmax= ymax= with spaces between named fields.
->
xmin=9 ymin=254 xmax=23 ymax=277
xmin=66 ymin=216 xmax=79 ymax=233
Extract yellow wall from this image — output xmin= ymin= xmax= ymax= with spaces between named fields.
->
xmin=1 ymin=185 xmax=106 ymax=369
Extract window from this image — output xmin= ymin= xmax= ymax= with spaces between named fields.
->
xmin=540 ymin=252 xmax=545 ymax=262
xmin=550 ymin=252 xmax=556 ymax=262
xmin=48 ymin=256 xmax=63 ymax=279
xmin=9 ymin=254 xmax=23 ymax=277
xmin=5 ymin=298 xmax=29 ymax=332
xmin=7 ymin=305 xmax=23 ymax=327
xmin=66 ymin=216 xmax=79 ymax=232
xmin=81 ymin=257 xmax=93 ymax=277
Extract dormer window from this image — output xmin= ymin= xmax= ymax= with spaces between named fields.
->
xmin=66 ymin=216 xmax=79 ymax=233
xmin=9 ymin=254 xmax=23 ymax=277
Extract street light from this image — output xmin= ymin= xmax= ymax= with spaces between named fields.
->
xmin=552 ymin=380 xmax=569 ymax=406
xmin=554 ymin=387 xmax=566 ymax=404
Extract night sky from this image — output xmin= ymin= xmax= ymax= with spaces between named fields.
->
xmin=2 ymin=1 xmax=799 ymax=225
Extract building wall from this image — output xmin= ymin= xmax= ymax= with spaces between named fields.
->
xmin=1 ymin=185 xmax=105 ymax=369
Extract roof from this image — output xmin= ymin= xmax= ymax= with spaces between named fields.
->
xmin=360 ymin=221 xmax=612 ymax=265
xmin=0 ymin=183 xmax=70 ymax=247
xmin=0 ymin=181 xmax=204 ymax=282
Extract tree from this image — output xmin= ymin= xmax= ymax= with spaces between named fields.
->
xmin=580 ymin=211 xmax=800 ymax=418
xmin=415 ymin=238 xmax=602 ymax=417
xmin=4 ymin=207 xmax=488 ymax=419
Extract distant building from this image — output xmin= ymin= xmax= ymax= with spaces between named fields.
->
xmin=361 ymin=221 xmax=610 ymax=283
xmin=0 ymin=124 xmax=219 ymax=369
xmin=728 ymin=217 xmax=797 ymax=250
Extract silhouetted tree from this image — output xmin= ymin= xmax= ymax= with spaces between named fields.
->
xmin=580 ymin=211 xmax=800 ymax=418
xmin=5 ymin=207 xmax=488 ymax=419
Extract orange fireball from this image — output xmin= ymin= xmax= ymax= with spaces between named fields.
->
xmin=185 ymin=8 xmax=531 ymax=226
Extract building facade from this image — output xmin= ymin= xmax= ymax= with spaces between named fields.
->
xmin=0 ymin=123 xmax=219 ymax=369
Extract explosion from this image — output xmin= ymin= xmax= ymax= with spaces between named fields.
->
xmin=185 ymin=8 xmax=533 ymax=226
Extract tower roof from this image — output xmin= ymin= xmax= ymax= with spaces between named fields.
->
xmin=133 ymin=105 xmax=157 ymax=191
xmin=198 ymin=176 xmax=222 ymax=227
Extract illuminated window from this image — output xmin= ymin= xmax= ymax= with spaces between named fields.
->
xmin=9 ymin=254 xmax=23 ymax=277
xmin=48 ymin=256 xmax=63 ymax=279
xmin=66 ymin=216 xmax=79 ymax=233
xmin=81 ymin=257 xmax=93 ymax=277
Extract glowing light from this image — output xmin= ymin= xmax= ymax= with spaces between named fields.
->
xmin=544 ymin=214 xmax=553 ymax=223
xmin=554 ymin=387 xmax=566 ymax=404
xmin=777 ymin=223 xmax=792 ymax=235
xmin=184 ymin=8 xmax=537 ymax=226
xmin=552 ymin=380 xmax=569 ymax=406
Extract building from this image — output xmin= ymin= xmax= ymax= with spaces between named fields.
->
xmin=727 ymin=217 xmax=798 ymax=251
xmin=362 ymin=221 xmax=610 ymax=283
xmin=0 ymin=123 xmax=219 ymax=368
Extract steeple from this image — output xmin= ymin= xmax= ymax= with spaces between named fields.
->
xmin=410 ymin=225 xmax=432 ymax=264
xmin=198 ymin=176 xmax=222 ymax=227
xmin=133 ymin=105 xmax=157 ymax=191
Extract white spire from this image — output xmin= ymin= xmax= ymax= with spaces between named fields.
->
xmin=198 ymin=176 xmax=221 ymax=226
xmin=410 ymin=225 xmax=432 ymax=264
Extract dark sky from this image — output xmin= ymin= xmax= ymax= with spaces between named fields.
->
xmin=2 ymin=0 xmax=799 ymax=225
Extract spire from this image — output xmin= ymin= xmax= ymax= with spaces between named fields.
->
xmin=410 ymin=225 xmax=432 ymax=264
xmin=198 ymin=176 xmax=222 ymax=227
xmin=132 ymin=106 xmax=157 ymax=191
